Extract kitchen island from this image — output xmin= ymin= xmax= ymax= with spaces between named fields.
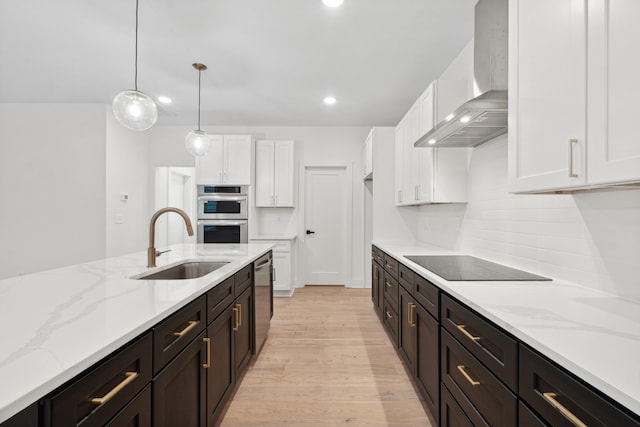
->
xmin=374 ymin=240 xmax=640 ymax=424
xmin=0 ymin=243 xmax=273 ymax=424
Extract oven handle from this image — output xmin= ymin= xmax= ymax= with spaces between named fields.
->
xmin=197 ymin=220 xmax=248 ymax=226
xmin=198 ymin=195 xmax=247 ymax=202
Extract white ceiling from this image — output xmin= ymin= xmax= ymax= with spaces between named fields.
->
xmin=0 ymin=0 xmax=475 ymax=127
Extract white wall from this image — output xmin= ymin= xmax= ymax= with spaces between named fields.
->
xmin=105 ymin=113 xmax=150 ymax=257
xmin=418 ymin=135 xmax=640 ymax=302
xmin=147 ymin=125 xmax=370 ymax=288
xmin=0 ymin=104 xmax=107 ymax=279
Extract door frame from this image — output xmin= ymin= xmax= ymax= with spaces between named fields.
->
xmin=299 ymin=164 xmax=353 ymax=287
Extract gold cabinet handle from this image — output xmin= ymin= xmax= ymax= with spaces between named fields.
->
xmin=543 ymin=392 xmax=587 ymax=427
xmin=238 ymin=303 xmax=242 ymax=328
xmin=173 ymin=320 xmax=198 ymax=337
xmin=232 ymin=306 xmax=240 ymax=332
xmin=386 ymin=281 xmax=392 ymax=288
xmin=90 ymin=371 xmax=138 ymax=405
xmin=456 ymin=365 xmax=480 ymax=386
xmin=202 ymin=337 xmax=211 ymax=369
xmin=456 ymin=324 xmax=481 ymax=342
xmin=386 ymin=311 xmax=393 ymax=319
xmin=408 ymin=303 xmax=416 ymax=327
xmin=569 ymin=139 xmax=579 ymax=178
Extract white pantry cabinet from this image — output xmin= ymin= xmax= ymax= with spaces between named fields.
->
xmin=255 ymin=140 xmax=295 ymax=207
xmin=509 ymin=0 xmax=640 ymax=193
xmin=395 ymin=80 xmax=470 ymax=206
xmin=196 ymin=135 xmax=251 ymax=185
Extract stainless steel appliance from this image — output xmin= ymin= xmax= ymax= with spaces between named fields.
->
xmin=197 ymin=185 xmax=248 ymax=220
xmin=253 ymin=251 xmax=272 ymax=354
xmin=197 ymin=185 xmax=248 ymax=243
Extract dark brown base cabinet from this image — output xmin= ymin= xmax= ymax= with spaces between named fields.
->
xmin=370 ymin=245 xmax=640 ymax=427
xmin=12 ymin=255 xmax=272 ymax=427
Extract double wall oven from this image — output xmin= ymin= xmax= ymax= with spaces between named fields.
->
xmin=197 ymin=185 xmax=248 ymax=243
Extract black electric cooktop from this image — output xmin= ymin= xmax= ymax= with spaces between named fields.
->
xmin=404 ymin=255 xmax=551 ymax=281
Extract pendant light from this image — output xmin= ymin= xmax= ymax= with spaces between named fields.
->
xmin=185 ymin=63 xmax=212 ymax=157
xmin=112 ymin=0 xmax=158 ymax=131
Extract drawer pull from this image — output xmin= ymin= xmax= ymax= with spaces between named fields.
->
xmin=173 ymin=320 xmax=198 ymax=337
xmin=386 ymin=281 xmax=392 ymax=288
xmin=543 ymin=392 xmax=587 ymax=427
xmin=457 ymin=365 xmax=480 ymax=386
xmin=386 ymin=263 xmax=393 ymax=270
xmin=408 ymin=303 xmax=416 ymax=327
xmin=203 ymin=337 xmax=211 ymax=369
xmin=232 ymin=306 xmax=240 ymax=332
xmin=386 ymin=311 xmax=393 ymax=319
xmin=90 ymin=371 xmax=138 ymax=405
xmin=457 ymin=324 xmax=481 ymax=342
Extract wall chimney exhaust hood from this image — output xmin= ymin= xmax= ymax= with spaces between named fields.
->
xmin=415 ymin=0 xmax=508 ymax=148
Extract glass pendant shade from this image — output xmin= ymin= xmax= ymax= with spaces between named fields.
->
xmin=112 ymin=90 xmax=158 ymax=131
xmin=185 ymin=129 xmax=212 ymax=156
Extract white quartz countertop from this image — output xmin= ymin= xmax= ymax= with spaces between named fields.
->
xmin=0 ymin=243 xmax=274 ymax=423
xmin=373 ymin=240 xmax=640 ymax=417
xmin=249 ymin=234 xmax=297 ymax=241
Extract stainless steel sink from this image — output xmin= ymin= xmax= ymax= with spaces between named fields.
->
xmin=134 ymin=261 xmax=229 ymax=280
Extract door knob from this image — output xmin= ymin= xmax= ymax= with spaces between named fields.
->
xmin=306 ymin=230 xmax=315 ymax=235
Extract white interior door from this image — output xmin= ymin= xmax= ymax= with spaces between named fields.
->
xmin=155 ymin=167 xmax=196 ymax=248
xmin=303 ymin=166 xmax=348 ymax=285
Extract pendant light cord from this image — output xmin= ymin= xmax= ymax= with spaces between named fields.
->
xmin=197 ymin=69 xmax=202 ymax=130
xmin=134 ymin=0 xmax=139 ymax=91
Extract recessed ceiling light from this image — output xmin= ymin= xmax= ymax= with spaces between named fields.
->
xmin=323 ymin=96 xmax=337 ymax=105
xmin=157 ymin=96 xmax=172 ymax=104
xmin=323 ymin=0 xmax=344 ymax=7
xmin=428 ymin=139 xmax=436 ymax=145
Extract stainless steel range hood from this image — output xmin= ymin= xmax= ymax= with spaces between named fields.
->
xmin=415 ymin=0 xmax=508 ymax=148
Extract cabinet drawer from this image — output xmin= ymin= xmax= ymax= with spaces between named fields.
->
xmin=371 ymin=246 xmax=385 ymax=265
xmin=441 ymin=383 xmax=473 ymax=427
xmin=105 ymin=385 xmax=151 ymax=427
xmin=520 ymin=345 xmax=640 ymax=427
xmin=383 ymin=272 xmax=399 ymax=309
xmin=398 ymin=263 xmax=414 ymax=292
xmin=44 ymin=333 xmax=152 ymax=427
xmin=153 ymin=296 xmax=206 ymax=375
xmin=383 ymin=254 xmax=399 ymax=279
xmin=383 ymin=298 xmax=399 ymax=347
xmin=414 ymin=274 xmax=439 ymax=320
xmin=207 ymin=276 xmax=234 ymax=324
xmin=441 ymin=294 xmax=517 ymax=391
xmin=234 ymin=264 xmax=253 ymax=296
xmin=519 ymin=401 xmax=547 ymax=427
xmin=441 ymin=329 xmax=517 ymax=427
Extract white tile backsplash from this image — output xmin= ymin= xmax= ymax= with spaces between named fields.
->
xmin=418 ymin=134 xmax=640 ymax=302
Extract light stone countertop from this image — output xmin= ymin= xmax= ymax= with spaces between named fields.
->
xmin=0 ymin=242 xmax=274 ymax=423
xmin=249 ymin=235 xmax=298 ymax=241
xmin=373 ymin=240 xmax=640 ymax=418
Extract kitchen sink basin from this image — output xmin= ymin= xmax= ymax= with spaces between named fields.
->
xmin=134 ymin=261 xmax=229 ymax=280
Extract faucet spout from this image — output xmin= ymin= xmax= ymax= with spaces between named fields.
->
xmin=148 ymin=207 xmax=194 ymax=267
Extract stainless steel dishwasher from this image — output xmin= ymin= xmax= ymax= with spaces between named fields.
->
xmin=253 ymin=251 xmax=272 ymax=354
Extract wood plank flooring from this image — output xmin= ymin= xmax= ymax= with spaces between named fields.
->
xmin=220 ymin=286 xmax=434 ymax=426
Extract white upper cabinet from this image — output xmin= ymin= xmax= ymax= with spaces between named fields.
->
xmin=363 ymin=129 xmax=374 ymax=180
xmin=509 ymin=0 xmax=640 ymax=193
xmin=395 ymin=80 xmax=470 ymax=206
xmin=196 ymin=135 xmax=251 ymax=185
xmin=255 ymin=140 xmax=295 ymax=207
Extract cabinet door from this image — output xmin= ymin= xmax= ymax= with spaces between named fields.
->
xmin=206 ymin=306 xmax=236 ymax=427
xmin=418 ymin=83 xmax=435 ymax=139
xmin=395 ymin=119 xmax=406 ymax=205
xmin=234 ymin=287 xmax=253 ymax=375
xmin=255 ymin=140 xmax=275 ymax=207
xmin=508 ymin=0 xmax=587 ymax=192
xmin=397 ymin=287 xmax=416 ymax=373
xmin=274 ymin=140 xmax=294 ymax=207
xmin=273 ymin=251 xmax=291 ymax=292
xmin=153 ymin=331 xmax=207 ymax=427
xmin=105 ymin=385 xmax=151 ymax=427
xmin=405 ymin=103 xmax=420 ymax=203
xmin=223 ymin=135 xmax=251 ymax=185
xmin=588 ymin=0 xmax=640 ymax=185
xmin=414 ymin=303 xmax=439 ymax=424
xmin=196 ymin=135 xmax=224 ymax=185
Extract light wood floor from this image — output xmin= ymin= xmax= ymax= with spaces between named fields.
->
xmin=220 ymin=286 xmax=434 ymax=426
